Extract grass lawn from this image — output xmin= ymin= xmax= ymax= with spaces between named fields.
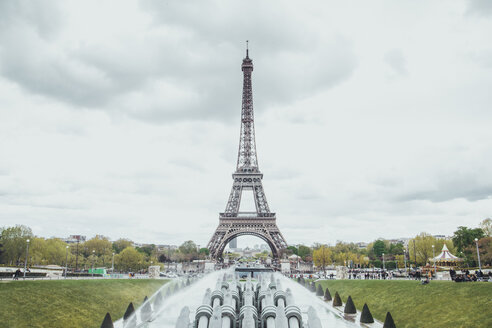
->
xmin=317 ymin=280 xmax=492 ymax=328
xmin=0 ymin=279 xmax=168 ymax=328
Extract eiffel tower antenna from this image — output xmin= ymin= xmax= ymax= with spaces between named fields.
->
xmin=207 ymin=48 xmax=288 ymax=260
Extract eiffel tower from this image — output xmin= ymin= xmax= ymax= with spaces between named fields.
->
xmin=207 ymin=44 xmax=288 ymax=260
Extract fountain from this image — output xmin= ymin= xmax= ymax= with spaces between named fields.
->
xmin=107 ymin=269 xmax=385 ymax=328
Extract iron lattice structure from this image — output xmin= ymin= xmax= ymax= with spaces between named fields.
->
xmin=207 ymin=47 xmax=288 ymax=260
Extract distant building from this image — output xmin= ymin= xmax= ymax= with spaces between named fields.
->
xmin=388 ymin=238 xmax=411 ymax=247
xmin=356 ymin=242 xmax=368 ymax=249
xmin=64 ymin=235 xmax=86 ymax=244
xmin=155 ymin=244 xmax=178 ymax=251
xmin=433 ymin=235 xmax=451 ymax=240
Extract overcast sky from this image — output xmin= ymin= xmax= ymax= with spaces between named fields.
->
xmin=1 ymin=0 xmax=491 ymax=247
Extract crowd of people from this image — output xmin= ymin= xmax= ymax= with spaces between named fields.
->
xmin=347 ymin=269 xmax=396 ymax=280
xmin=288 ymin=267 xmax=490 ymax=283
xmin=451 ymin=269 xmax=490 ymax=282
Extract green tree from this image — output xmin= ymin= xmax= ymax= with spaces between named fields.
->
xmin=287 ymin=246 xmax=298 ymax=255
xmin=116 ymin=247 xmax=145 ymax=272
xmin=136 ymin=244 xmax=155 ymax=257
xmin=30 ymin=238 xmax=67 ymax=266
xmin=112 ymin=239 xmax=133 ymax=254
xmin=0 ymin=225 xmax=33 ymax=265
xmin=82 ymin=235 xmax=112 ymax=257
xmin=298 ymin=245 xmax=312 ymax=261
xmin=372 ymin=240 xmax=386 ymax=257
xmin=313 ymin=245 xmax=332 ymax=273
xmin=82 ymin=235 xmax=114 ymax=267
xmin=199 ymin=248 xmax=210 ymax=256
xmin=178 ymin=240 xmax=198 ymax=261
xmin=408 ymin=233 xmax=438 ymax=266
xmin=452 ymin=226 xmax=485 ymax=253
xmin=389 ymin=243 xmax=404 ymax=255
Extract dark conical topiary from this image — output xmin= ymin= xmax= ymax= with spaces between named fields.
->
xmin=123 ymin=302 xmax=136 ymax=328
xmin=300 ymin=278 xmax=305 ymax=286
xmin=383 ymin=312 xmax=396 ymax=328
xmin=154 ymin=291 xmax=163 ymax=307
xmin=360 ymin=303 xmax=374 ymax=324
xmin=333 ymin=291 xmax=342 ymax=307
xmin=344 ymin=296 xmax=356 ymax=314
xmin=324 ymin=288 xmax=332 ymax=301
xmin=123 ymin=302 xmax=135 ymax=320
xmin=311 ymin=282 xmax=317 ymax=292
xmin=316 ymin=284 xmax=324 ymax=296
xmin=141 ymin=296 xmax=152 ymax=322
xmin=100 ymin=312 xmax=114 ymax=328
xmin=297 ymin=277 xmax=301 ymax=283
xmin=186 ymin=278 xmax=190 ymax=286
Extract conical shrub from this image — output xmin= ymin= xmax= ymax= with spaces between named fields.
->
xmin=141 ymin=296 xmax=152 ymax=322
xmin=297 ymin=277 xmax=301 ymax=283
xmin=316 ymin=284 xmax=324 ymax=296
xmin=100 ymin=312 xmax=113 ymax=328
xmin=123 ymin=303 xmax=135 ymax=320
xmin=383 ymin=312 xmax=396 ymax=328
xmin=344 ymin=296 xmax=356 ymax=314
xmin=360 ymin=303 xmax=374 ymax=323
xmin=310 ymin=281 xmax=316 ymax=292
xmin=324 ymin=288 xmax=332 ymax=301
xmin=123 ymin=302 xmax=136 ymax=328
xmin=333 ymin=292 xmax=342 ymax=307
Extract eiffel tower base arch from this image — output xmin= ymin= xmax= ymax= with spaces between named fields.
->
xmin=207 ymin=218 xmax=287 ymax=261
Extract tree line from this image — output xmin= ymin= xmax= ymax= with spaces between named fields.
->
xmin=296 ymin=218 xmax=491 ymax=271
xmin=0 ymin=225 xmax=210 ymax=272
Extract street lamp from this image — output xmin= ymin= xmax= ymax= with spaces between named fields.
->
xmin=24 ymin=239 xmax=30 ymax=278
xmin=382 ymin=253 xmax=385 ymax=270
xmin=112 ymin=252 xmax=115 ymax=274
xmin=475 ymin=238 xmax=482 ymax=272
xmin=91 ymin=250 xmax=95 ymax=278
xmin=65 ymin=245 xmax=69 ymax=278
xmin=432 ymin=245 xmax=436 ymax=278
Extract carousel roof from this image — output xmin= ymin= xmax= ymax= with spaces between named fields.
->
xmin=431 ymin=244 xmax=462 ymax=262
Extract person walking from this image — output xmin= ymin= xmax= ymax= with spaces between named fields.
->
xmin=13 ymin=268 xmax=21 ymax=280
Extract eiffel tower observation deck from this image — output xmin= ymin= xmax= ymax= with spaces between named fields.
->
xmin=207 ymin=43 xmax=288 ymax=260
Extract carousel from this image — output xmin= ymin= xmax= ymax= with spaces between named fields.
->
xmin=431 ymin=244 xmax=463 ymax=267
